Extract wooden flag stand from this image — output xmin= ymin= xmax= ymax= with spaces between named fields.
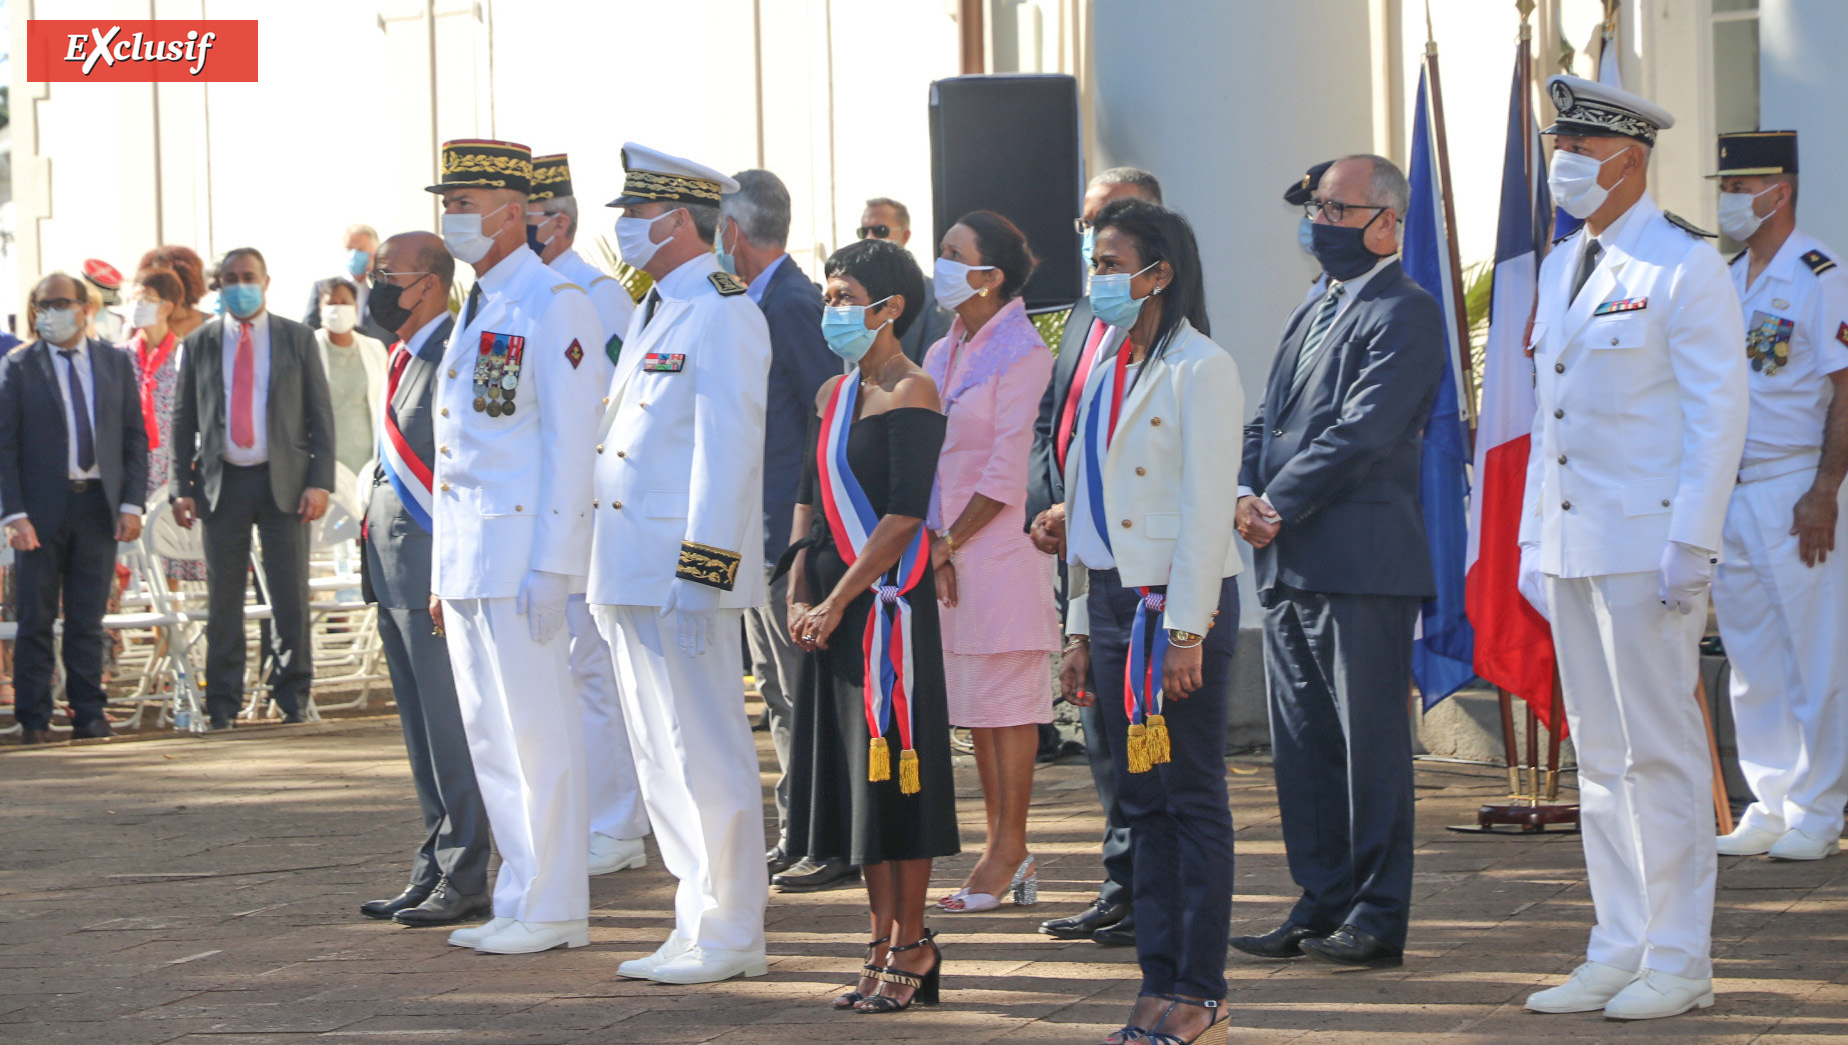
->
xmin=1448 ymin=680 xmax=1580 ymax=834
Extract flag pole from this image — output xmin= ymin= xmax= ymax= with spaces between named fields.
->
xmin=1421 ymin=20 xmax=1479 ymax=436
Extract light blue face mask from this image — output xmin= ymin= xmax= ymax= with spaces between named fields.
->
xmin=1088 ymin=261 xmax=1159 ymax=329
xmin=713 ymin=221 xmax=737 ymax=276
xmin=1080 ymin=226 xmax=1096 ymax=280
xmin=345 ymin=248 xmax=370 ymax=279
xmin=221 ymin=282 xmax=265 ymax=319
xmin=1297 ymin=217 xmax=1317 ymax=258
xmin=821 ymin=296 xmax=893 ymax=363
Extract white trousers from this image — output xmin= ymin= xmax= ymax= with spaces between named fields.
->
xmin=1546 ymin=571 xmax=1715 ymax=980
xmin=444 ymin=597 xmax=589 ymax=922
xmin=567 ymin=595 xmax=650 ymax=843
xmin=1713 ymin=467 xmax=1848 ymax=840
xmin=592 ymin=604 xmax=767 ymax=954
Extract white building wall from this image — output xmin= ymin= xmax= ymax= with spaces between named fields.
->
xmin=1761 ymin=0 xmax=1848 ymax=252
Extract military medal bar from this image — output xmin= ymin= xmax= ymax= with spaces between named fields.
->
xmin=473 ymin=332 xmax=528 ymax=416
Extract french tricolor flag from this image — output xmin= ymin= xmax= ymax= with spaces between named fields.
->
xmin=1465 ymin=41 xmax=1559 ymax=729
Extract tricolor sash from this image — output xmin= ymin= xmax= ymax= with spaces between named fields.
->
xmin=816 ymin=373 xmax=931 ymax=794
xmin=1076 ymin=338 xmax=1170 ymax=772
xmin=379 ymin=344 xmax=434 ymax=533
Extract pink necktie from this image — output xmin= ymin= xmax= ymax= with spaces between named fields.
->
xmin=231 ymin=321 xmax=256 ymax=449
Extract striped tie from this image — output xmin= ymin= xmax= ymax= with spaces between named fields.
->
xmin=1291 ymin=283 xmax=1346 ymax=390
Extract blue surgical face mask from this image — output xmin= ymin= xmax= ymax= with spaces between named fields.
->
xmin=713 ymin=220 xmax=737 ymax=276
xmin=345 ymin=248 xmax=370 ymax=279
xmin=1088 ymin=261 xmax=1159 ymax=329
xmin=1080 ymin=226 xmax=1096 ymax=280
xmin=221 ymin=282 xmax=265 ymax=319
xmin=821 ymin=296 xmax=893 ymax=363
xmin=1297 ymin=217 xmax=1317 ymax=258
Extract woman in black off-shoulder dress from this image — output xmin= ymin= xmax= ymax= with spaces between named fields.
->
xmin=782 ymin=239 xmax=959 ymax=1017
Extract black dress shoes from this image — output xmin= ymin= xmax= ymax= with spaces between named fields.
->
xmin=394 ymin=879 xmax=490 ymax=927
xmin=70 ymin=719 xmax=115 ymax=739
xmin=207 ymin=716 xmax=235 ymax=732
xmin=280 ymin=711 xmax=308 ymax=724
xmin=360 ymin=884 xmax=432 ymax=920
xmin=1093 ymin=912 xmax=1136 ymax=947
xmin=765 ymin=845 xmax=798 ymax=878
xmin=1230 ymin=922 xmax=1325 ymax=960
xmin=19 ymin=728 xmax=52 ymax=745
xmin=771 ymin=857 xmax=860 ymax=892
xmin=1039 ymin=898 xmax=1129 ymax=940
xmin=1299 ymin=924 xmax=1403 ymax=969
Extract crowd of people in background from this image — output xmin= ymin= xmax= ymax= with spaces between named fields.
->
xmin=3 ymin=69 xmax=1846 ymax=1042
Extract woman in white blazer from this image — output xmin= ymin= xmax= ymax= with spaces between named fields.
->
xmin=1055 ymin=199 xmax=1243 ymax=1045
xmin=312 ymin=277 xmax=389 ymax=479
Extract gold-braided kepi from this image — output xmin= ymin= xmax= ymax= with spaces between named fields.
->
xmin=529 ymin=153 xmax=573 ymax=201
xmin=1710 ymin=130 xmax=1799 ymax=178
xmin=606 ymin=142 xmax=740 ymax=208
xmin=426 ymin=139 xmax=533 ymax=196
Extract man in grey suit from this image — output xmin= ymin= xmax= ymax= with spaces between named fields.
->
xmin=859 ymin=198 xmax=952 ymax=363
xmin=357 ymin=231 xmax=491 ymax=927
xmin=0 ymin=273 xmax=149 ymax=743
xmin=171 ymin=247 xmax=336 ymax=730
xmin=1233 ymin=155 xmax=1444 ymax=970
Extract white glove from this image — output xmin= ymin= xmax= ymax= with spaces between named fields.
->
xmin=1516 ymin=542 xmax=1550 ymax=622
xmin=659 ymin=577 xmax=720 ymax=657
xmin=1658 ymin=541 xmax=1717 ymax=616
xmin=515 ymin=569 xmax=572 ymax=644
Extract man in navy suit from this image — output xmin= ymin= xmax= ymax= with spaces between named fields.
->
xmin=718 ymin=170 xmax=848 ymax=888
xmin=0 ymin=273 xmax=149 ymax=743
xmin=1233 ymin=154 xmax=1444 ymax=969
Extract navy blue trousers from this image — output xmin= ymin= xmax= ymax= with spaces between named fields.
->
xmin=1263 ymin=585 xmax=1419 ymax=949
xmin=1086 ymin=568 xmax=1238 ymax=999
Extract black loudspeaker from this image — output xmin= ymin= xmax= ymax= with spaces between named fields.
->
xmin=929 ymin=73 xmax=1082 ymax=312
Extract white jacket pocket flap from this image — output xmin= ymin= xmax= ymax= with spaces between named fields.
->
xmin=1144 ymin=512 xmax=1181 ymax=540
xmin=1620 ymin=476 xmax=1676 ymax=517
xmin=645 ymin=490 xmax=690 ymax=519
xmin=479 ymin=486 xmax=538 ymax=517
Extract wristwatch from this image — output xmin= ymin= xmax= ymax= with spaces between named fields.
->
xmin=1167 ymin=629 xmax=1204 ymax=646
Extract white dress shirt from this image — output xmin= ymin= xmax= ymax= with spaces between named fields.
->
xmin=51 ymin=340 xmax=102 ymax=481
xmin=221 ymin=311 xmax=272 ymax=466
xmin=1731 ymin=229 xmax=1848 ymax=469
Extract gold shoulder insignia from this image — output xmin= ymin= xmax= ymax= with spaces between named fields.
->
xmin=1801 ymin=249 xmax=1837 ymax=276
xmin=1664 ymin=211 xmax=1717 ymax=239
xmin=550 ymin=282 xmax=586 ymax=294
xmin=708 ymin=271 xmax=748 ymax=297
xmin=589 ymin=275 xmax=618 ymax=286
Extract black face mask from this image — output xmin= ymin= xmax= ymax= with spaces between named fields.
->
xmin=369 ymin=276 xmax=421 ymax=334
xmin=525 ymin=222 xmax=549 ymax=256
xmin=1309 ymin=213 xmax=1386 ymax=282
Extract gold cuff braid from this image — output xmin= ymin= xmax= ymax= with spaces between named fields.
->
xmin=676 ymin=541 xmax=741 ymax=591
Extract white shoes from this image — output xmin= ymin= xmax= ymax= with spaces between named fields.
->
xmin=1767 ymin=828 xmax=1840 ymax=861
xmin=588 ymin=834 xmax=647 ymax=875
xmin=1716 ymin=823 xmax=1785 ymax=856
xmin=447 ymin=916 xmax=515 ymax=948
xmin=1603 ymin=968 xmax=1714 ymax=1020
xmin=474 ymin=919 xmax=590 ymax=954
xmin=616 ymin=934 xmax=692 ymax=979
xmin=1525 ymin=960 xmax=1638 ymax=1013
xmin=646 ymin=945 xmax=769 ymax=984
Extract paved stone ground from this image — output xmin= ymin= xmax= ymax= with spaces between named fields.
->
xmin=3 ymin=714 xmax=1845 ymax=1044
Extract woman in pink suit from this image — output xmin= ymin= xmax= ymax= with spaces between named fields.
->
xmin=925 ymin=211 xmax=1060 ymax=914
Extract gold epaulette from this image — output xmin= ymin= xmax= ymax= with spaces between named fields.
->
xmin=589 ymin=275 xmax=618 ymax=286
xmin=1802 ymin=249 xmax=1837 ymax=276
xmin=676 ymin=541 xmax=741 ymax=590
xmin=708 ymin=271 xmax=748 ymax=297
xmin=550 ymin=282 xmax=586 ymax=294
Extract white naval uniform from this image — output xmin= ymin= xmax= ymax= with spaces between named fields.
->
xmin=546 ymin=248 xmax=649 ymax=848
xmin=588 ymin=251 xmax=770 ymax=955
xmin=1713 ymin=230 xmax=1848 ymax=842
xmin=1521 ymin=193 xmax=1749 ymax=981
xmin=431 ymin=246 xmax=604 ymax=922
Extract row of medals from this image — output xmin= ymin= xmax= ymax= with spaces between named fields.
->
xmin=474 ymin=352 xmax=521 ymax=416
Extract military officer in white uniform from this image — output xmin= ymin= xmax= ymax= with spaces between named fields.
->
xmin=526 ymin=152 xmax=651 ymax=878
xmin=1707 ymin=130 xmax=1848 ymax=863
xmin=589 ymin=144 xmax=772 ymax=986
xmin=421 ymin=140 xmax=605 ymax=956
xmin=1517 ymin=78 xmax=1749 ymax=1021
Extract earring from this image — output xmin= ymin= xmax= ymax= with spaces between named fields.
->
xmin=1151 ymin=286 xmax=1164 ymax=296
xmin=978 ymin=287 xmax=989 ymax=297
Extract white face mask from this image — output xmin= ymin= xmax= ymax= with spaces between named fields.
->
xmin=616 ymin=209 xmax=679 ymax=269
xmin=35 ymin=308 xmax=80 ymax=344
xmin=1548 ymin=146 xmax=1632 ymax=220
xmin=933 ymin=257 xmax=997 ymax=310
xmin=442 ymin=201 xmax=517 ymax=264
xmin=1718 ymin=186 xmax=1779 ymax=241
xmin=132 ymin=299 xmax=163 ymax=329
xmin=321 ymin=303 xmax=359 ymax=334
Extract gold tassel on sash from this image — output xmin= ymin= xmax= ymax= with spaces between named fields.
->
xmin=899 ymin=748 xmax=920 ymax=794
xmin=868 ymin=736 xmax=890 ymax=782
xmin=1145 ymin=713 xmax=1171 ymax=765
xmin=1126 ymin=723 xmax=1152 ymax=773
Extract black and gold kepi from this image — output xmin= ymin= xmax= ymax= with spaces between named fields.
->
xmin=1283 ymin=160 xmax=1334 ymax=207
xmin=1543 ymin=74 xmax=1674 ymax=147
xmin=606 ymin=142 xmax=740 ymax=208
xmin=529 ymin=153 xmax=573 ymax=201
xmin=1712 ymin=130 xmax=1799 ymax=178
xmin=426 ymin=139 xmax=533 ymax=196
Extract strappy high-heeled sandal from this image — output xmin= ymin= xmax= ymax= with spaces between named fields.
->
xmin=1142 ymin=995 xmax=1228 ymax=1045
xmin=832 ymin=935 xmax=888 ymax=1010
xmin=855 ymin=929 xmax=941 ymax=1013
xmin=937 ymin=855 xmax=1037 ymax=912
xmin=1097 ymin=991 xmax=1177 ymax=1044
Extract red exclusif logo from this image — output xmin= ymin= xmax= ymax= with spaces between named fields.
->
xmin=24 ymin=21 xmax=258 ymax=82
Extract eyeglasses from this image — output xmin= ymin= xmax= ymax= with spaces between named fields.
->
xmin=855 ymin=225 xmax=892 ymax=240
xmin=370 ymin=270 xmax=432 ymax=284
xmin=33 ymin=298 xmax=80 ymax=311
xmin=1303 ymin=199 xmax=1388 ymax=223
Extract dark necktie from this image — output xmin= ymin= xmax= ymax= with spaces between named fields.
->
xmin=464 ymin=282 xmax=483 ymax=327
xmin=642 ymin=288 xmax=661 ymax=329
xmin=1292 ymin=283 xmax=1347 ymax=390
xmin=1571 ymin=239 xmax=1604 ymax=304
xmin=58 ymin=348 xmax=96 ymax=472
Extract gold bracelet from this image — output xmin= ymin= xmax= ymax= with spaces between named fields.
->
xmin=938 ymin=529 xmax=958 ymax=556
xmin=1062 ymin=635 xmax=1090 ymax=652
